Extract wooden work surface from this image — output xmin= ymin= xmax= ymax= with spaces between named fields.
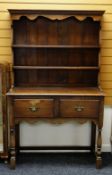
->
xmin=7 ymin=87 xmax=104 ymax=96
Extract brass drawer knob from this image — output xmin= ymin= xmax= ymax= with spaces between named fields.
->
xmin=74 ymin=105 xmax=85 ymax=112
xmin=29 ymin=106 xmax=40 ymax=112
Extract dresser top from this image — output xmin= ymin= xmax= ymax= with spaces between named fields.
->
xmin=7 ymin=87 xmax=104 ymax=96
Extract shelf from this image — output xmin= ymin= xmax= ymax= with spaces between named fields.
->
xmin=13 ymin=66 xmax=99 ymax=70
xmin=12 ymin=44 xmax=100 ymax=49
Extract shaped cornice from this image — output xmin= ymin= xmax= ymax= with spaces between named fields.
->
xmin=8 ymin=10 xmax=104 ymax=21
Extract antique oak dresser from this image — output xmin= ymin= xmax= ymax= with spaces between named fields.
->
xmin=7 ymin=10 xmax=104 ymax=169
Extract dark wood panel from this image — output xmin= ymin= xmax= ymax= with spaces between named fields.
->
xmin=14 ymin=69 xmax=98 ymax=87
xmin=14 ymin=48 xmax=99 ymax=67
xmin=13 ymin=18 xmax=27 ymax=44
xmin=13 ymin=16 xmax=100 ymax=46
xmin=82 ymin=18 xmax=99 ymax=45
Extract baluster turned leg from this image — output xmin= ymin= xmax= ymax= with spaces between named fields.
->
xmin=10 ymin=149 xmax=16 ymax=169
xmin=8 ymin=97 xmax=16 ymax=169
xmin=96 ymin=126 xmax=102 ymax=169
xmin=91 ymin=122 xmax=96 ymax=153
xmin=10 ymin=128 xmax=16 ymax=169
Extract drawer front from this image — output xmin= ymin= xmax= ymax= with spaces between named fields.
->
xmin=14 ymin=99 xmax=54 ymax=118
xmin=60 ymin=99 xmax=100 ymax=118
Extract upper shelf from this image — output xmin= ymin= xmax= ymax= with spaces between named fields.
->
xmin=8 ymin=10 xmax=104 ymax=21
xmin=13 ymin=66 xmax=99 ymax=70
xmin=12 ymin=44 xmax=100 ymax=49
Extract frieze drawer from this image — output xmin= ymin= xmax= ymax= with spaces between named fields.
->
xmin=60 ymin=99 xmax=100 ymax=118
xmin=14 ymin=99 xmax=54 ymax=118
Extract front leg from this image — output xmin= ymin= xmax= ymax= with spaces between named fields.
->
xmin=10 ymin=148 xmax=16 ymax=169
xmin=10 ymin=128 xmax=16 ymax=169
xmin=8 ymin=97 xmax=16 ymax=169
xmin=96 ymin=97 xmax=104 ymax=169
xmin=96 ymin=126 xmax=102 ymax=169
